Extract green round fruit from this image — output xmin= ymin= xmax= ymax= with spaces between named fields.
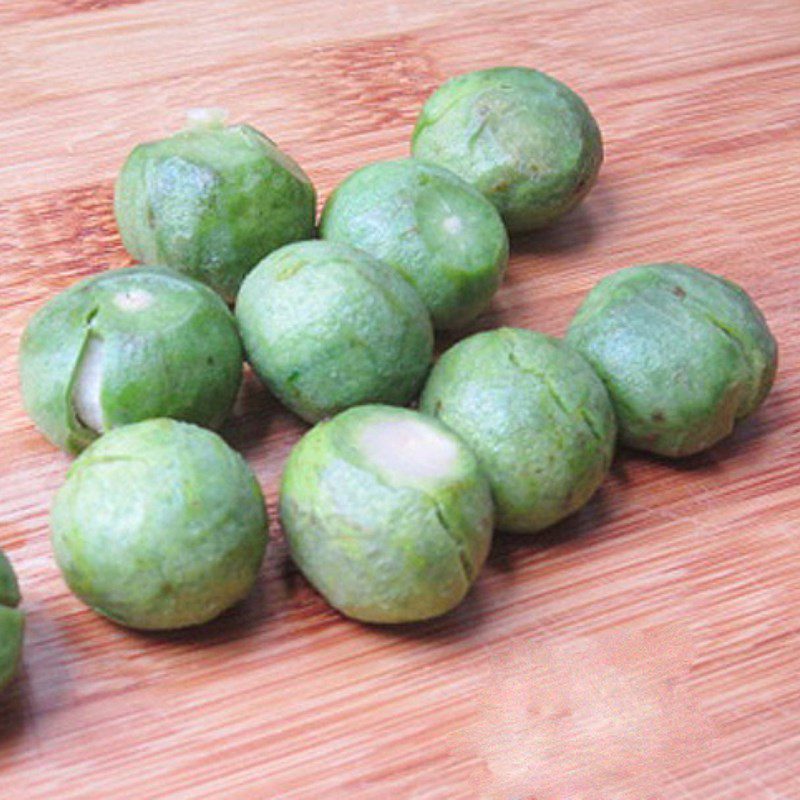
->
xmin=320 ymin=158 xmax=508 ymax=329
xmin=420 ymin=328 xmax=616 ymax=534
xmin=412 ymin=67 xmax=602 ymax=233
xmin=235 ymin=240 xmax=434 ymax=423
xmin=114 ymin=109 xmax=316 ymax=301
xmin=51 ymin=419 xmax=268 ymax=630
xmin=0 ymin=549 xmax=24 ymax=692
xmin=280 ymin=405 xmax=493 ymax=624
xmin=566 ymin=263 xmax=778 ymax=457
xmin=20 ymin=267 xmax=243 ymax=455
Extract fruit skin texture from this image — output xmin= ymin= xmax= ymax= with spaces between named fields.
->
xmin=0 ymin=549 xmax=24 ymax=692
xmin=50 ymin=419 xmax=268 ymax=630
xmin=114 ymin=117 xmax=316 ymax=301
xmin=566 ymin=263 xmax=778 ymax=457
xmin=280 ymin=405 xmax=494 ymax=624
xmin=235 ymin=240 xmax=434 ymax=423
xmin=19 ymin=267 xmax=243 ymax=455
xmin=320 ymin=158 xmax=508 ymax=329
xmin=420 ymin=328 xmax=616 ymax=534
xmin=412 ymin=66 xmax=602 ymax=234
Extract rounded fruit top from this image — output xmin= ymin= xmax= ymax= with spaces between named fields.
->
xmin=566 ymin=263 xmax=778 ymax=457
xmin=19 ymin=267 xmax=243 ymax=455
xmin=235 ymin=240 xmax=434 ymax=423
xmin=50 ymin=419 xmax=268 ymax=630
xmin=280 ymin=405 xmax=494 ymax=624
xmin=0 ymin=549 xmax=24 ymax=693
xmin=412 ymin=66 xmax=602 ymax=233
xmin=320 ymin=157 xmax=508 ymax=329
xmin=114 ymin=113 xmax=316 ymax=301
xmin=420 ymin=327 xmax=616 ymax=534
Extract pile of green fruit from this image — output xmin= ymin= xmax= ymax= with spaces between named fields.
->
xmin=5 ymin=67 xmax=777 ymax=688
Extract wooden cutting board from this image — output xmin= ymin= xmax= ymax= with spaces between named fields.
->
xmin=1 ymin=1 xmax=799 ymax=797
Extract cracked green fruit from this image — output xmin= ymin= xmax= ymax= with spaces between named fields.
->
xmin=420 ymin=328 xmax=616 ymax=534
xmin=51 ymin=419 xmax=267 ymax=630
xmin=412 ymin=67 xmax=602 ymax=233
xmin=20 ymin=267 xmax=243 ymax=455
xmin=235 ymin=240 xmax=434 ymax=423
xmin=566 ymin=263 xmax=778 ymax=457
xmin=320 ymin=158 xmax=508 ymax=329
xmin=280 ymin=405 xmax=493 ymax=623
xmin=0 ymin=549 xmax=24 ymax=692
xmin=114 ymin=109 xmax=316 ymax=301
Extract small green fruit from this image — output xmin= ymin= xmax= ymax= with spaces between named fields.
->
xmin=280 ymin=405 xmax=494 ymax=623
xmin=320 ymin=158 xmax=508 ymax=329
xmin=51 ymin=419 xmax=268 ymax=630
xmin=420 ymin=328 xmax=616 ymax=533
xmin=566 ymin=263 xmax=778 ymax=457
xmin=412 ymin=67 xmax=602 ymax=233
xmin=235 ymin=240 xmax=434 ymax=423
xmin=114 ymin=109 xmax=316 ymax=301
xmin=20 ymin=267 xmax=243 ymax=454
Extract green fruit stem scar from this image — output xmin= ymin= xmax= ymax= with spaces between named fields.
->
xmin=114 ymin=111 xmax=316 ymax=301
xmin=566 ymin=263 xmax=778 ymax=457
xmin=19 ymin=267 xmax=243 ymax=454
xmin=420 ymin=328 xmax=617 ymax=534
xmin=280 ymin=405 xmax=494 ymax=624
xmin=51 ymin=419 xmax=268 ymax=630
xmin=412 ymin=67 xmax=603 ymax=233
xmin=235 ymin=240 xmax=434 ymax=423
xmin=320 ymin=158 xmax=508 ymax=329
xmin=0 ymin=550 xmax=24 ymax=692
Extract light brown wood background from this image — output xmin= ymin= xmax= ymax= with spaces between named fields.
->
xmin=1 ymin=1 xmax=799 ymax=797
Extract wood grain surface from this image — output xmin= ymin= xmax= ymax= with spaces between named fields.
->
xmin=1 ymin=1 xmax=799 ymax=797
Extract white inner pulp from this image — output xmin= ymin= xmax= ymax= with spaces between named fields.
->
xmin=442 ymin=215 xmax=463 ymax=235
xmin=113 ymin=289 xmax=153 ymax=312
xmin=186 ymin=107 xmax=230 ymax=129
xmin=359 ymin=417 xmax=460 ymax=480
xmin=72 ymin=337 xmax=105 ymax=434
